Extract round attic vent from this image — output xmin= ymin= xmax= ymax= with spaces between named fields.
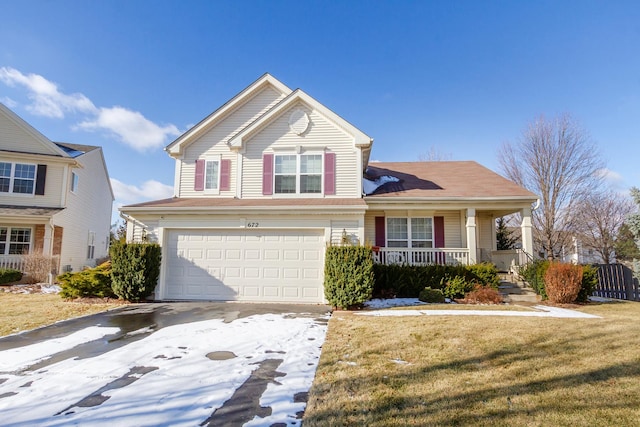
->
xmin=288 ymin=109 xmax=310 ymax=135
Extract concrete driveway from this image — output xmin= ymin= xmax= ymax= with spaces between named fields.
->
xmin=0 ymin=302 xmax=330 ymax=427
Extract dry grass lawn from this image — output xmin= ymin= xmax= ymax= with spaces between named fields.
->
xmin=0 ymin=293 xmax=125 ymax=337
xmin=305 ymin=301 xmax=640 ymax=426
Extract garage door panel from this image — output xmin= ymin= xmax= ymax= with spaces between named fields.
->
xmin=165 ymin=229 xmax=324 ymax=302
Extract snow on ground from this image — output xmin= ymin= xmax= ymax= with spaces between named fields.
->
xmin=359 ymin=299 xmax=600 ymax=319
xmin=0 ymin=313 xmax=328 ymax=427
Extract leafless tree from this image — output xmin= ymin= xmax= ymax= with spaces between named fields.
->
xmin=418 ymin=146 xmax=452 ymax=161
xmin=498 ymin=114 xmax=605 ymax=260
xmin=572 ymin=189 xmax=634 ymax=263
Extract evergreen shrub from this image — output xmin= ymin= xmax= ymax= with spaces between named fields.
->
xmin=0 ymin=268 xmax=22 ymax=284
xmin=520 ymin=260 xmax=550 ymax=299
xmin=324 ymin=245 xmax=374 ymax=309
xmin=58 ymin=261 xmax=115 ymax=299
xmin=110 ymin=242 xmax=161 ymax=302
xmin=418 ymin=287 xmax=445 ymax=303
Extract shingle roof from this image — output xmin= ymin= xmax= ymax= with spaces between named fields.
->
xmin=123 ymin=197 xmax=367 ymax=209
xmin=365 ymin=161 xmax=537 ymax=199
xmin=0 ymin=205 xmax=64 ymax=217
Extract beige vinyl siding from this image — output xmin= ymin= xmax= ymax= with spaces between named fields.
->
xmin=477 ymin=213 xmax=494 ymax=251
xmin=0 ymin=112 xmax=61 ymax=156
xmin=330 ymin=220 xmax=360 ymax=245
xmin=242 ymin=102 xmax=360 ymax=199
xmin=53 ymin=149 xmax=113 ymax=272
xmin=364 ymin=210 xmax=383 ymax=245
xmin=0 ymin=161 xmax=65 ymax=208
xmin=179 ymin=87 xmax=285 ymax=198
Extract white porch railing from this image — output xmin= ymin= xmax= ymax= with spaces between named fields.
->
xmin=373 ymin=248 xmax=469 ymax=266
xmin=0 ymin=255 xmax=25 ymax=271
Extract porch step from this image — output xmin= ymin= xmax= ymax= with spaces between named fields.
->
xmin=499 ymin=278 xmax=540 ymax=303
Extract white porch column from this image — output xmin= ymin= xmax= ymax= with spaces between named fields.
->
xmin=466 ymin=208 xmax=477 ymax=264
xmin=521 ymin=207 xmax=534 ymax=258
xmin=44 ymin=222 xmax=55 ymax=284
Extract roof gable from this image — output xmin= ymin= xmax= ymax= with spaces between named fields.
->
xmin=0 ymin=103 xmax=71 ymax=157
xmin=227 ymin=89 xmax=372 ymax=150
xmin=165 ymin=73 xmax=292 ymax=157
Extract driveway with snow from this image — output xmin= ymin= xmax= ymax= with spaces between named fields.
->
xmin=0 ymin=302 xmax=330 ymax=427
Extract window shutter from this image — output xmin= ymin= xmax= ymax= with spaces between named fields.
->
xmin=220 ymin=159 xmax=231 ymax=191
xmin=375 ymin=216 xmax=386 ymax=247
xmin=324 ymin=152 xmax=336 ymax=195
xmin=194 ymin=159 xmax=205 ymax=191
xmin=262 ymin=154 xmax=273 ymax=195
xmin=35 ymin=164 xmax=47 ymax=195
xmin=434 ymin=216 xmax=445 ymax=248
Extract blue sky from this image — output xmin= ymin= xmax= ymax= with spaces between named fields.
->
xmin=1 ymin=1 xmax=639 ymax=222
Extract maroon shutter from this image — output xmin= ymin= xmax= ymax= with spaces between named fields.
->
xmin=324 ymin=152 xmax=336 ymax=195
xmin=220 ymin=159 xmax=231 ymax=191
xmin=194 ymin=159 xmax=205 ymax=191
xmin=434 ymin=216 xmax=445 ymax=248
xmin=35 ymin=164 xmax=47 ymax=195
xmin=262 ymin=154 xmax=273 ymax=195
xmin=375 ymin=216 xmax=386 ymax=247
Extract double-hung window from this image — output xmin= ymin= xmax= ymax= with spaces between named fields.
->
xmin=274 ymin=153 xmax=322 ymax=194
xmin=70 ymin=172 xmax=79 ymax=193
xmin=0 ymin=227 xmax=32 ymax=255
xmin=204 ymin=159 xmax=220 ymax=191
xmin=386 ymin=218 xmax=433 ymax=248
xmin=0 ymin=162 xmax=36 ymax=195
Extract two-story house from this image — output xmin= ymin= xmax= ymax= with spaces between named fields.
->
xmin=120 ymin=74 xmax=537 ymax=303
xmin=0 ymin=103 xmax=114 ymax=277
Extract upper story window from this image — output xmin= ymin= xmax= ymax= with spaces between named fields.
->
xmin=274 ymin=153 xmax=322 ymax=194
xmin=387 ymin=217 xmax=433 ymax=248
xmin=0 ymin=227 xmax=32 ymax=255
xmin=205 ymin=159 xmax=219 ymax=190
xmin=71 ymin=172 xmax=79 ymax=193
xmin=0 ymin=162 xmax=36 ymax=195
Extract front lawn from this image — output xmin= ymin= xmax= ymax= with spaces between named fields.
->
xmin=0 ymin=293 xmax=125 ymax=337
xmin=304 ymin=301 xmax=640 ymax=426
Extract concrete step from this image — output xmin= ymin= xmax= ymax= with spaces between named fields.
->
xmin=502 ymin=293 xmax=541 ymax=303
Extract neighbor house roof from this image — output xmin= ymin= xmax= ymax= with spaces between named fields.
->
xmin=55 ymin=142 xmax=100 ymax=157
xmin=365 ymin=161 xmax=538 ymax=200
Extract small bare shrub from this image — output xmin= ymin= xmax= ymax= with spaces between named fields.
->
xmin=23 ymin=252 xmax=59 ymax=284
xmin=461 ymin=286 xmax=503 ymax=304
xmin=544 ymin=262 xmax=583 ymax=304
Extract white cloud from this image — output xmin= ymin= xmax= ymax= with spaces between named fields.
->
xmin=0 ymin=96 xmax=17 ymax=108
xmin=0 ymin=66 xmax=96 ymax=118
xmin=110 ymin=178 xmax=174 ymax=205
xmin=596 ymin=168 xmax=625 ymax=187
xmin=0 ymin=67 xmax=180 ymax=151
xmin=78 ymin=106 xmax=181 ymax=151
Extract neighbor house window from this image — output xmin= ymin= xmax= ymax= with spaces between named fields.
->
xmin=0 ymin=227 xmax=32 ymax=255
xmin=87 ymin=231 xmax=95 ymax=259
xmin=204 ymin=159 xmax=219 ymax=190
xmin=386 ymin=218 xmax=433 ymax=248
xmin=0 ymin=162 xmax=36 ymax=194
xmin=70 ymin=172 xmax=79 ymax=193
xmin=274 ymin=154 xmax=322 ymax=194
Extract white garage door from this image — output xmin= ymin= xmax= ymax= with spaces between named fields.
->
xmin=164 ymin=229 xmax=324 ymax=302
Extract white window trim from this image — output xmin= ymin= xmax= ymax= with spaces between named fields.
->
xmin=273 ymin=152 xmax=324 ymax=197
xmin=87 ymin=231 xmax=96 ymax=259
xmin=70 ymin=171 xmax=79 ymax=194
xmin=203 ymin=155 xmax=221 ymax=194
xmin=0 ymin=226 xmax=34 ymax=255
xmin=0 ymin=161 xmax=37 ymax=197
xmin=386 ymin=217 xmax=434 ymax=248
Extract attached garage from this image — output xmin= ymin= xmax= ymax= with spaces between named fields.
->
xmin=164 ymin=229 xmax=325 ymax=302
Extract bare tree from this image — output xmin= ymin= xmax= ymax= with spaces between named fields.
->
xmin=418 ymin=146 xmax=452 ymax=161
xmin=572 ymin=189 xmax=634 ymax=264
xmin=498 ymin=114 xmax=604 ymax=260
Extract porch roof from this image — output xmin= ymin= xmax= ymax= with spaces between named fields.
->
xmin=121 ymin=197 xmax=367 ymax=212
xmin=0 ymin=205 xmax=64 ymax=218
xmin=364 ymin=161 xmax=538 ymax=200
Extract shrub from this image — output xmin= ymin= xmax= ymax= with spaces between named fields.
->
xmin=520 ymin=259 xmax=550 ymax=299
xmin=23 ymin=252 xmax=59 ymax=284
xmin=443 ymin=275 xmax=477 ymax=299
xmin=0 ymin=268 xmax=22 ymax=284
xmin=324 ymin=245 xmax=374 ymax=309
xmin=544 ymin=262 xmax=583 ymax=304
xmin=461 ymin=286 xmax=504 ymax=304
xmin=418 ymin=287 xmax=445 ymax=303
xmin=58 ymin=262 xmax=115 ymax=299
xmin=577 ymin=264 xmax=598 ymax=303
xmin=110 ymin=242 xmax=162 ymax=302
xmin=466 ymin=263 xmax=500 ymax=289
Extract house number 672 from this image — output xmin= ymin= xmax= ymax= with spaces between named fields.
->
xmin=247 ymin=222 xmax=259 ymax=228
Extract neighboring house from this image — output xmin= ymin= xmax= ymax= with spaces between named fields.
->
xmin=0 ymin=103 xmax=114 ymax=277
xmin=121 ymin=74 xmax=537 ymax=303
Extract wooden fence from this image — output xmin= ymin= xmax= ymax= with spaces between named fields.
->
xmin=593 ymin=263 xmax=640 ymax=301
